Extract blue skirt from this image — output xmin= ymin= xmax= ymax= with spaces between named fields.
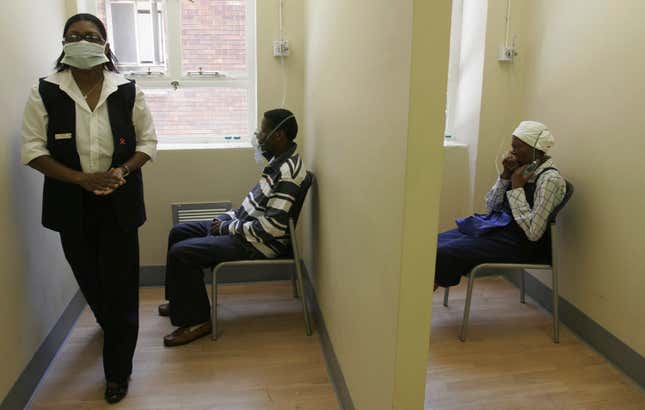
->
xmin=435 ymin=224 xmax=550 ymax=287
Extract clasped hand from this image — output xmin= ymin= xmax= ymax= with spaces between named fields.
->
xmin=79 ymin=167 xmax=126 ymax=195
xmin=210 ymin=219 xmax=221 ymax=236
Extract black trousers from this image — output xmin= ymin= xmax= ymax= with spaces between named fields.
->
xmin=164 ymin=221 xmax=264 ymax=327
xmin=59 ymin=193 xmax=139 ymax=383
xmin=435 ymin=227 xmax=548 ymax=287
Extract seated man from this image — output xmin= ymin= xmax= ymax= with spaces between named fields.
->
xmin=435 ymin=121 xmax=566 ymax=290
xmin=160 ymin=109 xmax=307 ymax=346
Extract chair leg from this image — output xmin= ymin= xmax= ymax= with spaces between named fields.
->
xmin=552 ymin=267 xmax=560 ymax=343
xmin=459 ymin=270 xmax=477 ymax=342
xmin=291 ymin=267 xmax=299 ymax=299
xmin=295 ymin=260 xmax=313 ymax=336
xmin=443 ymin=287 xmax=450 ymax=307
xmin=211 ymin=269 xmax=218 ymax=341
xmin=520 ymin=269 xmax=526 ymax=304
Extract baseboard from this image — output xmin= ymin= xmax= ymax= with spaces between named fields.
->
xmin=140 ymin=265 xmax=291 ymax=287
xmin=504 ymin=271 xmax=645 ymax=388
xmin=301 ymin=263 xmax=355 ymax=410
xmin=1 ymin=290 xmax=86 ymax=410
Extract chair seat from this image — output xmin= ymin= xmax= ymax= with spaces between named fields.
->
xmin=471 ymin=263 xmax=552 ymax=271
xmin=211 ymin=254 xmax=311 ymax=339
xmin=213 ymin=259 xmax=296 ymax=270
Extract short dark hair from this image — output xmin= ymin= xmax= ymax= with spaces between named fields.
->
xmin=264 ymin=108 xmax=298 ymax=141
xmin=55 ymin=13 xmax=119 ymax=72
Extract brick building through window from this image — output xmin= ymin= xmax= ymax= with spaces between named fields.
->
xmin=97 ymin=0 xmax=255 ymax=146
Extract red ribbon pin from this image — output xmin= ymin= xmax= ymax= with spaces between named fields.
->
xmin=119 ymin=137 xmax=127 ymax=145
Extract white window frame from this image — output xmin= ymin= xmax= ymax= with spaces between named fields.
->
xmin=104 ymin=1 xmax=144 ymax=66
xmin=445 ymin=0 xmax=463 ymax=141
xmin=102 ymin=0 xmax=257 ymax=148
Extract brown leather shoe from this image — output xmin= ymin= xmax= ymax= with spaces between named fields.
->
xmin=158 ymin=303 xmax=170 ymax=317
xmin=163 ymin=322 xmax=212 ymax=347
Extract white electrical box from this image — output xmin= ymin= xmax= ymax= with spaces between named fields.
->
xmin=497 ymin=45 xmax=516 ymax=62
xmin=273 ymin=40 xmax=290 ymax=57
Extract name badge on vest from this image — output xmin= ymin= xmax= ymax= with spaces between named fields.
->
xmin=54 ymin=133 xmax=72 ymax=140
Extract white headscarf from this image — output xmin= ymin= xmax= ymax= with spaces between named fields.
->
xmin=512 ymin=121 xmax=555 ymax=152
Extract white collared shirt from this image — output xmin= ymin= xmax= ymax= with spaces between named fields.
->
xmin=21 ymin=69 xmax=157 ymax=172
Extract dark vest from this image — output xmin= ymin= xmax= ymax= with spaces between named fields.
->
xmin=38 ymin=77 xmax=146 ymax=233
xmin=501 ymin=167 xmax=558 ymax=215
xmin=500 ymin=167 xmax=559 ymax=259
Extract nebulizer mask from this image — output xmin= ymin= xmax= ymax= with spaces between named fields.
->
xmin=495 ymin=131 xmax=543 ymax=178
xmin=251 ymin=133 xmax=267 ymax=163
xmin=252 ymin=115 xmax=295 ymax=164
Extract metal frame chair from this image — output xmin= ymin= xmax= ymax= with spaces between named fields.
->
xmin=443 ymin=180 xmax=574 ymax=343
xmin=210 ymin=171 xmax=314 ymax=340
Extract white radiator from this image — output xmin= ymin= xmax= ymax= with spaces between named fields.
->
xmin=171 ymin=201 xmax=233 ymax=225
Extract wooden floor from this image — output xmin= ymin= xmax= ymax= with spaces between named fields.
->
xmin=29 ymin=282 xmax=338 ymax=410
xmin=426 ymin=276 xmax=645 ymax=410
xmin=26 ymin=277 xmax=645 ymax=410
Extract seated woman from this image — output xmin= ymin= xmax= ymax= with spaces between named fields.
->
xmin=435 ymin=121 xmax=566 ymax=290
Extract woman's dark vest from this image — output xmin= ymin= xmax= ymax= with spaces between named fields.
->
xmin=38 ymin=77 xmax=146 ymax=233
xmin=501 ymin=167 xmax=558 ymax=221
xmin=500 ymin=167 xmax=559 ymax=259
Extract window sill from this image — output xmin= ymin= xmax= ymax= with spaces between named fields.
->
xmin=443 ymin=139 xmax=468 ymax=148
xmin=158 ymin=141 xmax=252 ymax=151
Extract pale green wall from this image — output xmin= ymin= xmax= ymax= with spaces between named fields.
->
xmin=518 ymin=0 xmax=645 ymax=356
xmin=303 ymin=0 xmax=450 ymax=408
xmin=0 ymin=0 xmax=76 ymax=401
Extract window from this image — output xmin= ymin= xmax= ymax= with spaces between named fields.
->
xmin=444 ymin=0 xmax=463 ymax=141
xmin=102 ymin=0 xmax=166 ymax=71
xmin=97 ymin=0 xmax=256 ymax=147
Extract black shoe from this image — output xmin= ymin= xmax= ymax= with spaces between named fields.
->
xmin=105 ymin=380 xmax=128 ymax=404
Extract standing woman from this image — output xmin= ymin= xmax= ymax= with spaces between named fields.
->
xmin=21 ymin=14 xmax=157 ymax=404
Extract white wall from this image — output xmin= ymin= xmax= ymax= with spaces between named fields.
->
xmin=0 ymin=0 xmax=78 ymax=401
xmin=439 ymin=143 xmax=471 ymax=231
xmin=303 ymin=0 xmax=451 ymax=408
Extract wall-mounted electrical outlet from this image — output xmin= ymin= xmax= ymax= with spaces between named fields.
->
xmin=273 ymin=40 xmax=290 ymax=57
xmin=498 ymin=45 xmax=517 ymax=62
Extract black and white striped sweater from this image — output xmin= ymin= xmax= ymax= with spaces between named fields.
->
xmin=218 ymin=143 xmax=306 ymax=257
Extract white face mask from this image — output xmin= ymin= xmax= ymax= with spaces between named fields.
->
xmin=251 ymin=133 xmax=267 ymax=164
xmin=61 ymin=41 xmax=109 ymax=69
xmin=252 ymin=114 xmax=295 ymax=163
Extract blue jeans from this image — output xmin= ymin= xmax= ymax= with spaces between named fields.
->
xmin=164 ymin=221 xmax=264 ymax=327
